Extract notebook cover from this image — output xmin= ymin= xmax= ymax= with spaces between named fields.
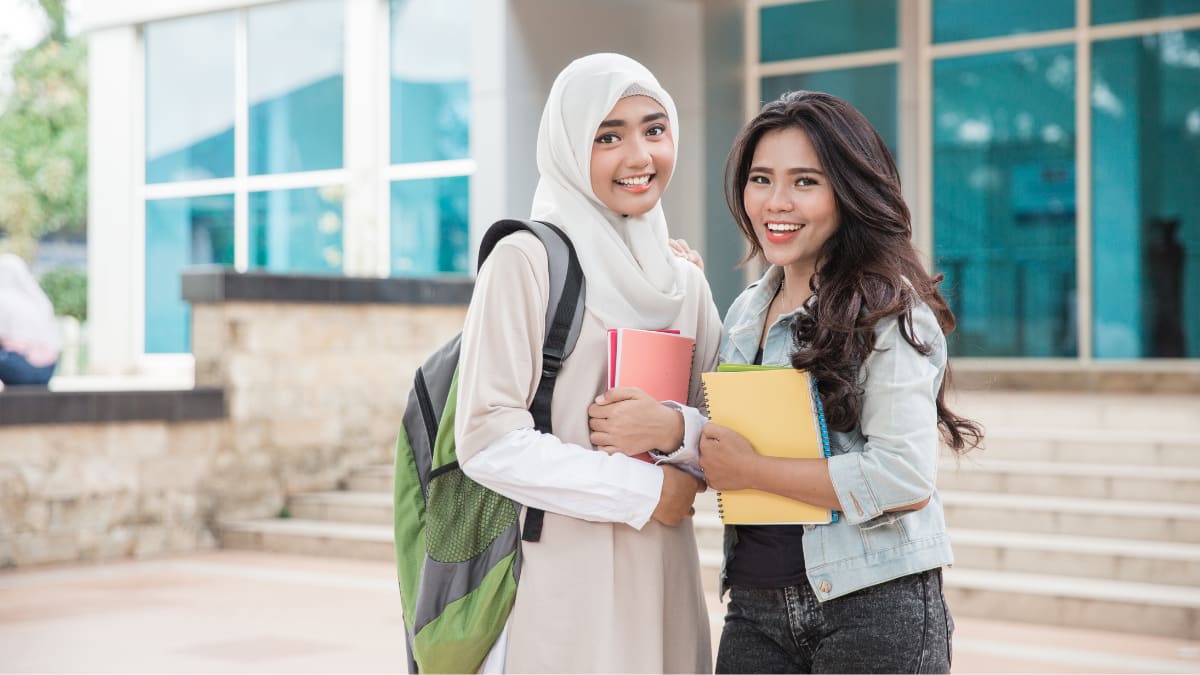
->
xmin=702 ymin=367 xmax=833 ymax=525
xmin=605 ymin=329 xmax=694 ymax=463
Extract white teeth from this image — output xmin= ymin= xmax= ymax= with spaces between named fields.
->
xmin=616 ymin=175 xmax=651 ymax=186
xmin=767 ymin=222 xmax=802 ymax=232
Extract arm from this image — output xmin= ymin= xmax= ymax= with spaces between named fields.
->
xmin=455 ymin=238 xmax=700 ymax=528
xmin=699 ymin=306 xmax=943 ymax=517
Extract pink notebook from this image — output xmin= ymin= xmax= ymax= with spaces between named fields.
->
xmin=606 ymin=328 xmax=695 ymax=463
xmin=607 ymin=328 xmax=694 ymax=402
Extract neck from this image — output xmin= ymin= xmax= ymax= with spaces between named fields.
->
xmin=778 ymin=263 xmax=815 ymax=311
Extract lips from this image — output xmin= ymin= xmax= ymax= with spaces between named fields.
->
xmin=764 ymin=221 xmax=804 ymax=244
xmin=615 ymin=174 xmax=654 ymax=193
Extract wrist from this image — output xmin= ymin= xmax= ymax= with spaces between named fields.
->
xmin=659 ymin=406 xmax=685 ymax=451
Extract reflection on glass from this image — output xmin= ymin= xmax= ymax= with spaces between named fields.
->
xmin=1092 ymin=30 xmax=1200 ymax=358
xmin=390 ymin=0 xmax=470 ymax=164
xmin=145 ymin=195 xmax=235 ymax=353
xmin=145 ymin=13 xmax=235 ymax=184
xmin=760 ymin=0 xmax=896 ymax=62
xmin=249 ymin=187 xmax=344 ymax=273
xmin=391 ymin=177 xmax=469 ymax=276
xmin=248 ymin=0 xmax=344 ymax=175
xmin=1093 ymin=0 xmax=1200 ymax=25
xmin=932 ymin=46 xmax=1077 ymax=357
xmin=761 ymin=65 xmax=899 ymax=159
xmin=933 ymin=0 xmax=1074 ymax=43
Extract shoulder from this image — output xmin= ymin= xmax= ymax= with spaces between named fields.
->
xmin=871 ymin=298 xmax=945 ymax=357
xmin=479 ymin=231 xmax=549 ymax=286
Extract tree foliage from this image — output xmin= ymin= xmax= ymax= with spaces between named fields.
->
xmin=0 ymin=1 xmax=87 ymax=261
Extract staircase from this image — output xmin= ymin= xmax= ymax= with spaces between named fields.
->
xmin=219 ymin=390 xmax=1200 ymax=639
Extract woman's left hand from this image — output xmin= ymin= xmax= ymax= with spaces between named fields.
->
xmin=699 ymin=423 xmax=759 ymax=491
xmin=588 ymin=387 xmax=684 ymax=456
xmin=668 ymin=238 xmax=704 ymax=271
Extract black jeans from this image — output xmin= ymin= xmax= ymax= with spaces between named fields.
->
xmin=716 ymin=569 xmax=953 ymax=674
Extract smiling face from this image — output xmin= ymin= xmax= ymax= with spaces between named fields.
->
xmin=743 ymin=126 xmax=840 ymax=274
xmin=589 ymin=95 xmax=675 ymax=217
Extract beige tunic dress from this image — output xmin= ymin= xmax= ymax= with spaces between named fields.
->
xmin=456 ymin=232 xmax=721 ymax=673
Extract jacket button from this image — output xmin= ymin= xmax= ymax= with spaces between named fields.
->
xmin=818 ymin=580 xmax=832 ymax=594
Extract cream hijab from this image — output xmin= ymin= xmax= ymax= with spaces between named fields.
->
xmin=531 ymin=53 xmax=689 ymax=330
xmin=0 ymin=254 xmax=62 ymax=352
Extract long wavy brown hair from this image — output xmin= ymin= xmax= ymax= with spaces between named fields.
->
xmin=724 ymin=91 xmax=982 ymax=454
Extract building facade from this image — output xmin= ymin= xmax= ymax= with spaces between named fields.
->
xmin=83 ymin=0 xmax=1200 ymax=380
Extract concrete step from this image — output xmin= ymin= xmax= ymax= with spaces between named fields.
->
xmin=939 ymin=458 xmax=1200 ymax=503
xmin=288 ymin=491 xmax=392 ymax=525
xmin=344 ymin=464 xmax=392 ymax=493
xmin=219 ymin=519 xmax=393 ymax=562
xmin=942 ymin=491 xmax=1200 ymax=543
xmin=959 ymin=428 xmax=1200 ymax=467
xmin=951 ymin=528 xmax=1200 ymax=587
xmin=951 ymin=391 xmax=1200 ymax=434
xmin=943 ymin=567 xmax=1200 ymax=640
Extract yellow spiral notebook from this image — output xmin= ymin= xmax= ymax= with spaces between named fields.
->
xmin=701 ymin=364 xmax=835 ymax=525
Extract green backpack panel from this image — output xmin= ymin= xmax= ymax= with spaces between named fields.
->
xmin=393 ymin=219 xmax=584 ymax=673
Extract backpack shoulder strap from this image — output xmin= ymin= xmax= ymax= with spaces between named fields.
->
xmin=478 ymin=219 xmax=585 ymax=542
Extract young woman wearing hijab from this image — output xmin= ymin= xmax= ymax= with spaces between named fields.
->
xmin=0 ymin=254 xmax=62 ymax=389
xmin=453 ymin=53 xmax=722 ymax=673
xmin=591 ymin=91 xmax=983 ymax=673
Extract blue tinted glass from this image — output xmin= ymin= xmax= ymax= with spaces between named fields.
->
xmin=144 ymin=13 xmax=235 ymax=183
xmin=145 ymin=195 xmax=235 ymax=353
xmin=933 ymin=0 xmax=1075 ymax=43
xmin=390 ymin=0 xmax=470 ymax=163
xmin=1093 ymin=0 xmax=1200 ymax=24
xmin=761 ymin=65 xmax=899 ymax=159
xmin=391 ymin=176 xmax=469 ymax=276
xmin=760 ymin=0 xmax=896 ymax=62
xmin=249 ymin=187 xmax=344 ymax=273
xmin=933 ymin=47 xmax=1077 ymax=357
xmin=248 ymin=0 xmax=344 ymax=175
xmin=1092 ymin=31 xmax=1200 ymax=358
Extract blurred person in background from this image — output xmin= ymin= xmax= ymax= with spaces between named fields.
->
xmin=0 ymin=253 xmax=61 ymax=388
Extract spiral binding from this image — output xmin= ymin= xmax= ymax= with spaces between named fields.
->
xmin=808 ymin=373 xmax=839 ymax=523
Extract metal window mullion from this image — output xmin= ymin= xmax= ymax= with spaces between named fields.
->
xmin=1088 ymin=14 xmax=1200 ymax=41
xmin=385 ymin=159 xmax=478 ymax=182
xmin=916 ymin=0 xmax=934 ymax=266
xmin=929 ymin=28 xmax=1077 ymax=59
xmin=1076 ymin=0 xmax=1093 ymax=362
xmin=758 ymin=48 xmax=902 ymax=77
xmin=234 ymin=9 xmax=249 ymax=272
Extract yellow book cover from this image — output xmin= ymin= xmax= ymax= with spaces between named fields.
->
xmin=701 ymin=365 xmax=834 ymax=525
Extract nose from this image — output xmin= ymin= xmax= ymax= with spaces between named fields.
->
xmin=625 ymin=137 xmax=652 ymax=169
xmin=765 ymin=183 xmax=793 ymax=213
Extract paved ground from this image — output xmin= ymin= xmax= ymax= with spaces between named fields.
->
xmin=2 ymin=551 xmax=1198 ymax=674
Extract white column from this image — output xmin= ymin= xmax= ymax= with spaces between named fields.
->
xmin=342 ymin=0 xmax=386 ymax=276
xmin=468 ymin=0 xmax=510 ymax=271
xmin=86 ymin=26 xmax=141 ymax=376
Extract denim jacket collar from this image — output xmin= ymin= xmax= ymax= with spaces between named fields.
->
xmin=724 ymin=265 xmax=811 ymax=364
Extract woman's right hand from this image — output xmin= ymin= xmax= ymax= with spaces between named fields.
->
xmin=668 ymin=238 xmax=704 ymax=271
xmin=651 ymin=465 xmax=705 ymax=527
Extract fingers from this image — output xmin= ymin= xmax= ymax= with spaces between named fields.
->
xmin=598 ymin=387 xmax=644 ymax=404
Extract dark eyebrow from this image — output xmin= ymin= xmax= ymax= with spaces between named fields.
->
xmin=748 ymin=165 xmax=826 ymax=175
xmin=598 ymin=112 xmax=668 ymax=129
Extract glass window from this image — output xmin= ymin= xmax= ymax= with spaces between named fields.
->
xmin=1093 ymin=0 xmax=1200 ymax=25
xmin=145 ymin=195 xmax=235 ymax=353
xmin=247 ymin=0 xmax=344 ymax=175
xmin=144 ymin=12 xmax=235 ymax=184
xmin=390 ymin=0 xmax=470 ymax=164
xmin=760 ymin=0 xmax=896 ymax=62
xmin=249 ymin=187 xmax=344 ymax=273
xmin=932 ymin=46 xmax=1077 ymax=357
xmin=933 ymin=0 xmax=1075 ymax=43
xmin=391 ymin=176 xmax=469 ymax=276
xmin=761 ymin=64 xmax=899 ymax=159
xmin=1092 ymin=30 xmax=1200 ymax=358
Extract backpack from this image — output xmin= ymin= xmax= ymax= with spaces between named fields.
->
xmin=393 ymin=219 xmax=585 ymax=674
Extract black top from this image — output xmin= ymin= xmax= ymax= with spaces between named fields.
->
xmin=724 ymin=344 xmax=808 ymax=588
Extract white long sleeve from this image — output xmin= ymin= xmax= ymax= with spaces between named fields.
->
xmin=461 ymin=427 xmax=663 ymax=530
xmin=649 ymin=401 xmax=708 ymax=479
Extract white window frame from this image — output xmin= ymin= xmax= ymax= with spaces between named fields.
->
xmin=744 ymin=0 xmax=1200 ymax=369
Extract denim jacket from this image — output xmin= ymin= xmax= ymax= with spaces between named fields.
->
xmin=711 ymin=265 xmax=954 ymax=602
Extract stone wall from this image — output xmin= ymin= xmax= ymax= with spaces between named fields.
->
xmin=191 ymin=301 xmax=467 ymax=519
xmin=0 ymin=270 xmax=470 ymax=567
